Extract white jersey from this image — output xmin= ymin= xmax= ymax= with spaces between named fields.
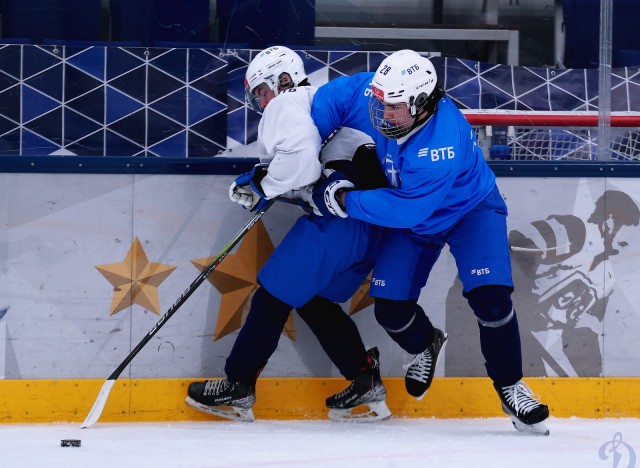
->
xmin=257 ymin=86 xmax=322 ymax=198
xmin=256 ymin=86 xmax=373 ymax=200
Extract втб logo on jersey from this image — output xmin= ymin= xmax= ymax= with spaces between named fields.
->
xmin=371 ymin=277 xmax=386 ymax=287
xmin=471 ymin=268 xmax=491 ymax=276
xmin=418 ymin=146 xmax=455 ymax=162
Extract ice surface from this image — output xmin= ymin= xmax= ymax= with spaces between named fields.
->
xmin=1 ymin=417 xmax=638 ymax=467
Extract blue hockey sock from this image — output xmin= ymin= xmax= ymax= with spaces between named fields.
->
xmin=466 ymin=285 xmax=523 ymax=386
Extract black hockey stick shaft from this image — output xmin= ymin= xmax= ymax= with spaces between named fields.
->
xmin=81 ymin=199 xmax=275 ymax=428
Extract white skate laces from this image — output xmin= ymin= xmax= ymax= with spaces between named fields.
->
xmin=185 ymin=379 xmax=256 ymax=422
xmin=331 ymin=382 xmax=356 ymax=401
xmin=500 ymin=381 xmax=542 ymax=415
xmin=403 ymin=328 xmax=447 ymax=400
xmin=403 ymin=351 xmax=432 ymax=383
xmin=203 ymin=379 xmax=230 ymax=396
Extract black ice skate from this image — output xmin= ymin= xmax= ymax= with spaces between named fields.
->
xmin=326 ymin=347 xmax=391 ymax=423
xmin=185 ymin=379 xmax=256 ymax=422
xmin=494 ymin=380 xmax=550 ymax=436
xmin=403 ymin=328 xmax=447 ymax=400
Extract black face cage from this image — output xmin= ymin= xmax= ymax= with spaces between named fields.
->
xmin=368 ymin=86 xmax=444 ymax=140
xmin=368 ymin=99 xmax=410 ymax=139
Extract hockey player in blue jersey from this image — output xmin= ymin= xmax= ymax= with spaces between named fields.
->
xmin=186 ymin=46 xmax=390 ymax=423
xmin=312 ymin=49 xmax=550 ymax=435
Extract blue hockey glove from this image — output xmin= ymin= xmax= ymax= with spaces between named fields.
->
xmin=229 ymin=163 xmax=270 ymax=211
xmin=311 ymin=169 xmax=354 ymax=218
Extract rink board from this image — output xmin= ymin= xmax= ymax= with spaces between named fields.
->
xmin=0 ymin=377 xmax=639 ymax=423
xmin=3 ymin=164 xmax=640 ymax=426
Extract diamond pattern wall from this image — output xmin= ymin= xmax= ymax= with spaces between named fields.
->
xmin=0 ymin=44 xmax=228 ymax=156
xmin=0 ymin=45 xmax=639 ymax=157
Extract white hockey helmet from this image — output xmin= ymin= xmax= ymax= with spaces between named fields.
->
xmin=369 ymin=50 xmax=440 ymax=139
xmin=244 ymin=46 xmax=307 ymax=111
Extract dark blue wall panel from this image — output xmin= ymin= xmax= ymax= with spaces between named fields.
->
xmin=564 ymin=0 xmax=640 ymax=68
xmin=110 ymin=0 xmax=209 ymax=45
xmin=3 ymin=0 xmax=102 ymax=43
xmin=216 ymin=0 xmax=315 ymax=49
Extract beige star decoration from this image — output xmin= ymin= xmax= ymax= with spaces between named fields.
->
xmin=96 ymin=237 xmax=177 ymax=316
xmin=191 ymin=219 xmax=296 ymax=341
xmin=349 ymin=271 xmax=374 ymax=315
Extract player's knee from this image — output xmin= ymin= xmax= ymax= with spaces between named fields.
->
xmin=374 ymin=298 xmax=419 ymax=333
xmin=466 ymin=285 xmax=514 ymax=328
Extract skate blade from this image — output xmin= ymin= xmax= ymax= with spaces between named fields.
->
xmin=185 ymin=396 xmax=255 ymax=422
xmin=328 ymin=401 xmax=391 ymax=423
xmin=509 ymin=416 xmax=550 ymax=436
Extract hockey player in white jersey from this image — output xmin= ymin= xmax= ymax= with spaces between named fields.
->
xmin=186 ymin=46 xmax=390 ymax=423
xmin=311 ymin=50 xmax=550 ymax=435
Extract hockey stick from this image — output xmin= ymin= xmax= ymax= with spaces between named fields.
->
xmin=81 ymin=199 xmax=275 ymax=429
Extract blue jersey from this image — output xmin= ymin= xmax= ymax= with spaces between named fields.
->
xmin=311 ymin=73 xmax=497 ymax=235
xmin=312 ymin=72 xmax=378 ymax=143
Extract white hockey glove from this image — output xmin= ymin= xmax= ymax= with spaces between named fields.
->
xmin=229 ymin=182 xmax=259 ymax=209
xmin=228 ymin=163 xmax=269 ymax=211
xmin=311 ymin=169 xmax=354 ymax=218
xmin=290 ymin=185 xmax=322 ymax=216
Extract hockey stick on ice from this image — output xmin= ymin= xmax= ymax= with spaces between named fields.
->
xmin=81 ymin=199 xmax=275 ymax=429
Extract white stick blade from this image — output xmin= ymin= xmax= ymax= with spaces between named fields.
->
xmin=81 ymin=379 xmax=116 ymax=429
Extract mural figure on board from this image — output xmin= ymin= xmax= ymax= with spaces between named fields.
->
xmin=509 ymin=190 xmax=640 ymax=377
xmin=445 ymin=190 xmax=640 ymax=378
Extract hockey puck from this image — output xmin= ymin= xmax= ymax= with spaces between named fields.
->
xmin=61 ymin=439 xmax=81 ymax=447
